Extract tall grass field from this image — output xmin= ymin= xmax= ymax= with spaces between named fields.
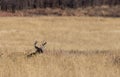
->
xmin=0 ymin=17 xmax=120 ymax=77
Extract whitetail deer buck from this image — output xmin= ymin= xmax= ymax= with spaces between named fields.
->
xmin=27 ymin=41 xmax=47 ymax=57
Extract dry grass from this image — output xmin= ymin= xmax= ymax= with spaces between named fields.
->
xmin=0 ymin=6 xmax=120 ymax=17
xmin=0 ymin=16 xmax=120 ymax=77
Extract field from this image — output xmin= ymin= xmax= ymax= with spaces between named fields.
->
xmin=0 ymin=16 xmax=120 ymax=77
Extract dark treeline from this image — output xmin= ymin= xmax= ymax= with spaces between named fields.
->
xmin=0 ymin=0 xmax=120 ymax=13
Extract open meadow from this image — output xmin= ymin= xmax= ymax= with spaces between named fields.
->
xmin=0 ymin=16 xmax=120 ymax=77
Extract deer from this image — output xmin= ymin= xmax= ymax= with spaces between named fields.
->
xmin=27 ymin=41 xmax=47 ymax=57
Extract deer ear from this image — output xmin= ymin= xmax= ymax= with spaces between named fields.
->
xmin=45 ymin=42 xmax=47 ymax=44
xmin=34 ymin=41 xmax=38 ymax=45
xmin=42 ymin=41 xmax=47 ymax=46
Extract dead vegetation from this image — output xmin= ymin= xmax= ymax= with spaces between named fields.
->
xmin=0 ymin=17 xmax=120 ymax=77
xmin=0 ymin=5 xmax=120 ymax=17
xmin=0 ymin=49 xmax=120 ymax=77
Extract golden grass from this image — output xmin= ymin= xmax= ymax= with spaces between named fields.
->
xmin=0 ymin=16 xmax=120 ymax=77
